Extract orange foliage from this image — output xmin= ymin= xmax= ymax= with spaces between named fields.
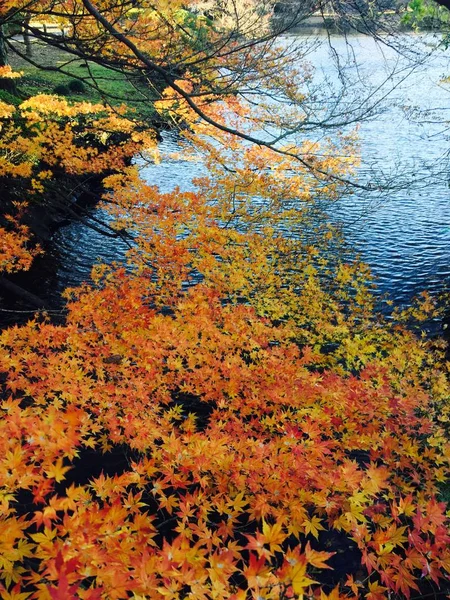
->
xmin=0 ymin=95 xmax=155 ymax=273
xmin=0 ymin=162 xmax=449 ymax=597
xmin=0 ymin=1 xmax=449 ymax=598
xmin=0 ymin=226 xmax=36 ymax=274
xmin=0 ymin=96 xmax=155 ymax=182
xmin=0 ymin=205 xmax=41 ymax=274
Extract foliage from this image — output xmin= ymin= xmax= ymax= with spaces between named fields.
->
xmin=0 ymin=203 xmax=41 ymax=273
xmin=0 ymin=158 xmax=449 ymax=597
xmin=52 ymin=83 xmax=70 ymax=96
xmin=402 ymin=0 xmax=450 ymax=28
xmin=67 ymin=79 xmax=86 ymax=94
xmin=0 ymin=0 xmax=449 ymax=599
xmin=0 ymin=84 xmax=156 ymax=195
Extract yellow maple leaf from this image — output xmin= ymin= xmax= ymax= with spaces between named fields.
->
xmin=261 ymin=519 xmax=287 ymax=554
xmin=289 ymin=560 xmax=317 ymax=597
xmin=303 ymin=515 xmax=325 ymax=539
xmin=44 ymin=457 xmax=71 ymax=483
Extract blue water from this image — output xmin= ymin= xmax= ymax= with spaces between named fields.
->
xmin=50 ymin=33 xmax=450 ymax=314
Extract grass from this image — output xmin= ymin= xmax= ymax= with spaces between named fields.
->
xmin=8 ymin=40 xmax=159 ymax=121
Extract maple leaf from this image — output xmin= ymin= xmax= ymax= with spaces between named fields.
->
xmin=395 ymin=495 xmax=416 ymax=518
xmin=0 ymin=584 xmax=31 ymax=600
xmin=303 ymin=515 xmax=326 ymax=540
xmin=243 ymin=553 xmax=271 ymax=588
xmin=304 ymin=542 xmax=334 ymax=570
xmin=366 ymin=581 xmax=388 ymax=600
xmin=245 ymin=533 xmax=271 ymax=559
xmin=31 ymin=506 xmax=58 ymax=530
xmin=345 ymin=574 xmax=363 ymax=596
xmin=284 ymin=554 xmax=317 ymax=597
xmin=47 ymin=576 xmax=79 ymax=600
xmin=44 ymin=458 xmax=71 ymax=483
xmin=261 ymin=518 xmax=287 ymax=554
xmin=320 ymin=585 xmax=348 ymax=600
xmin=30 ymin=528 xmax=57 ymax=545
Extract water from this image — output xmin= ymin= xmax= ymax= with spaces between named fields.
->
xmin=41 ymin=34 xmax=450 ymax=313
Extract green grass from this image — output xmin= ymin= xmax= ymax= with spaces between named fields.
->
xmin=0 ymin=89 xmax=22 ymax=106
xmin=9 ymin=41 xmax=159 ymax=121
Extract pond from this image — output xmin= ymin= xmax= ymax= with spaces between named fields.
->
xmin=18 ymin=33 xmax=450 ymax=323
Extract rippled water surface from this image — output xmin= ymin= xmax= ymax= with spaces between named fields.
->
xmin=51 ymin=34 xmax=450 ymax=310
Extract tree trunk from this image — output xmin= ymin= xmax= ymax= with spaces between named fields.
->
xmin=0 ymin=22 xmax=17 ymax=94
xmin=23 ymin=16 xmax=32 ymax=58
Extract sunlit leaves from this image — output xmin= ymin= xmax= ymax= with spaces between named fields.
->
xmin=0 ymin=246 xmax=449 ymax=597
xmin=0 ymin=95 xmax=158 ymax=273
xmin=0 ymin=2 xmax=449 ymax=596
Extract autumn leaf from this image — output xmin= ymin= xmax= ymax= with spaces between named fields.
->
xmin=44 ymin=458 xmax=71 ymax=483
xmin=303 ymin=515 xmax=326 ymax=539
xmin=261 ymin=518 xmax=287 ymax=554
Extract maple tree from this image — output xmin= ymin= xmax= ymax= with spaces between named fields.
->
xmin=0 ymin=0 xmax=450 ymax=599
